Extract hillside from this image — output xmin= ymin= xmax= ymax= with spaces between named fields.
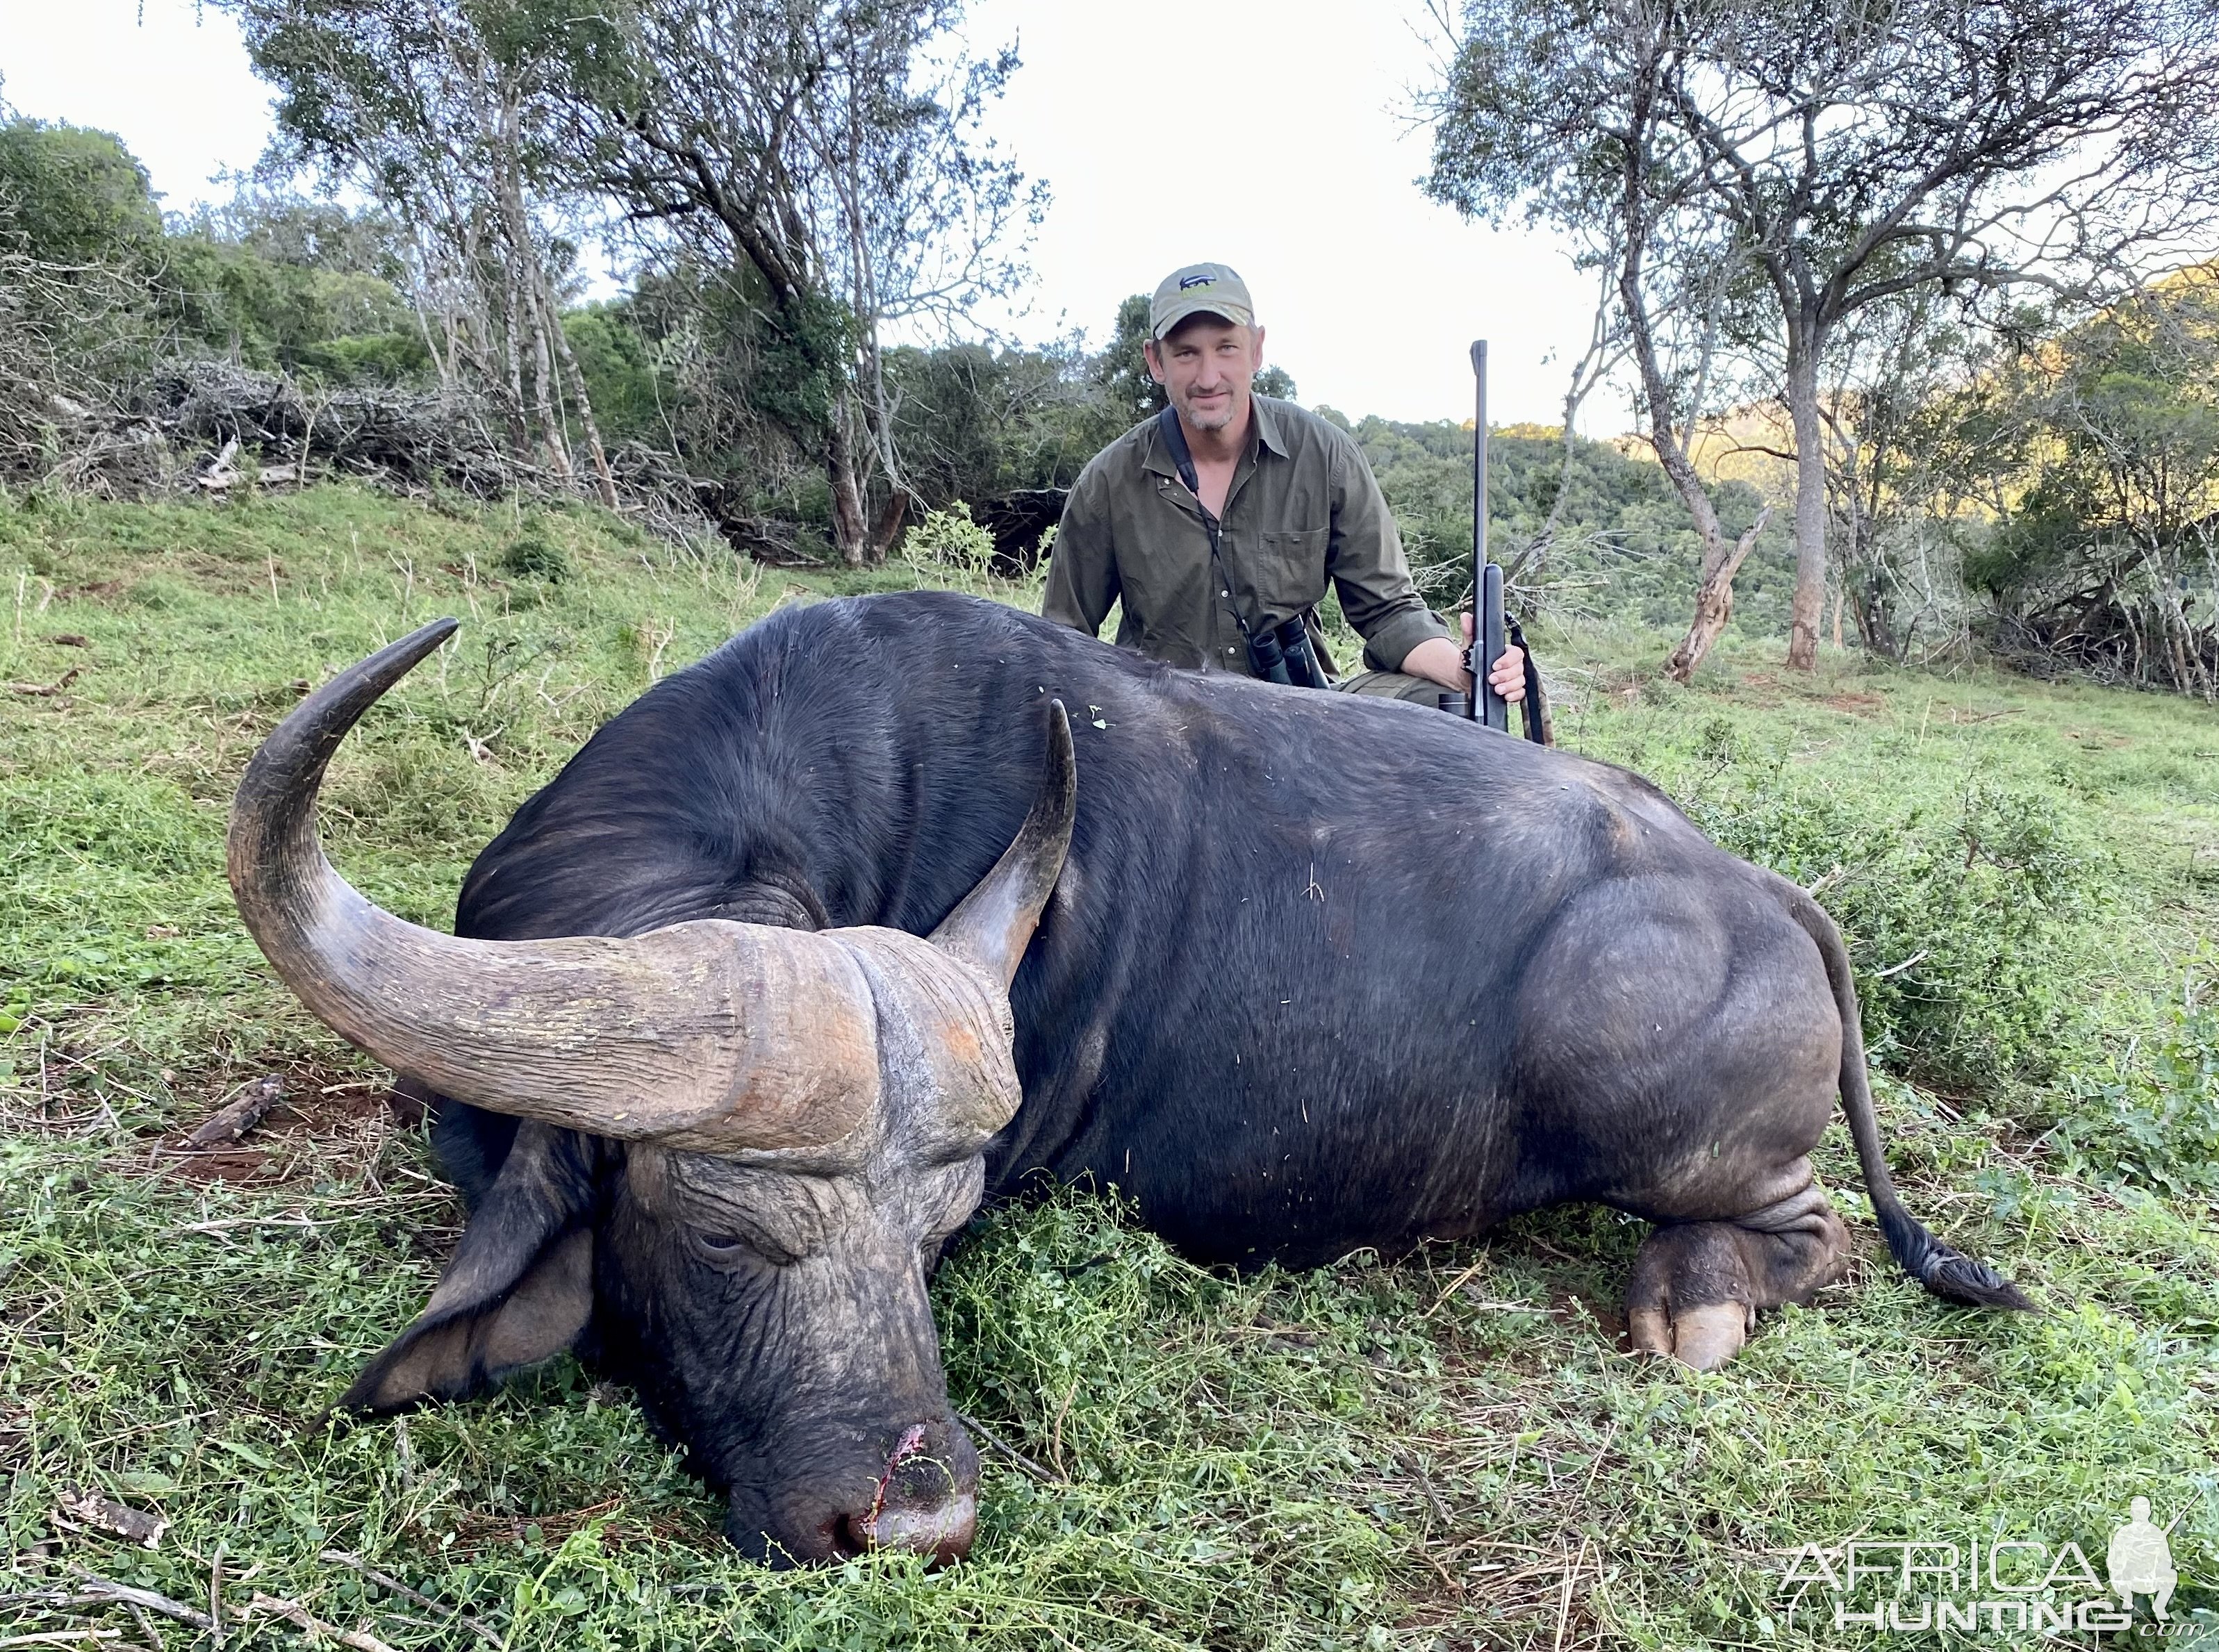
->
xmin=1339 ymin=415 xmax=1803 ymax=638
xmin=1 ymin=486 xmax=2214 ymax=1649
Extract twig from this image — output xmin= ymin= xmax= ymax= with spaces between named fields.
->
xmin=1422 ymin=1257 xmax=1491 ymax=1316
xmin=0 ymin=1633 xmax=124 ymax=1647
xmin=954 ymin=1412 xmax=1057 ymax=1483
xmin=1553 ymin=1534 xmax=1591 ymax=1651
xmin=1396 ymin=1452 xmax=1453 ymax=1531
xmin=51 ymin=1489 xmax=165 ymax=1548
xmin=65 ymin=1571 xmax=211 ymax=1631
xmin=172 ymin=1216 xmax=333 ymax=1235
xmin=1419 ymin=1547 xmax=1465 ymax=1597
xmin=119 ymin=1603 xmax=158 ymax=1651
xmin=249 ymin=1594 xmax=399 ymax=1652
xmin=1874 ymin=948 xmax=1930 ymax=980
xmin=1801 ymin=864 xmax=1846 ymax=900
xmin=1578 ymin=1420 xmax=1619 ymax=1504
xmin=318 ymin=1552 xmax=504 ymax=1651
xmin=208 ymin=1544 xmax=222 ymax=1652
xmin=6 ymin=668 xmax=79 ymax=697
xmin=1047 ymin=1379 xmax=1078 ymax=1478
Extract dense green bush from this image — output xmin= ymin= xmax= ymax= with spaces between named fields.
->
xmin=563 ymin=300 xmax=675 ymax=447
xmin=1617 ymin=702 xmax=2217 ymax=1193
xmin=900 ymin=500 xmax=998 ymax=572
xmin=2047 ymin=988 xmax=2219 ymax=1196
xmin=156 ymin=231 xmax=425 ymax=384
xmin=885 ymin=342 xmax=1117 ymax=509
xmin=1668 ymin=736 xmax=2106 ymax=1096
xmin=0 ymin=119 xmax=162 ymax=264
xmin=500 ymin=521 xmax=574 ymax=583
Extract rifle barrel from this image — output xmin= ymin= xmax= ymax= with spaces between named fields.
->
xmin=1471 ymin=340 xmax=1507 ymax=729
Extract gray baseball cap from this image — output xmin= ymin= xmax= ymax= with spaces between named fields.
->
xmin=1150 ymin=263 xmax=1255 ymax=339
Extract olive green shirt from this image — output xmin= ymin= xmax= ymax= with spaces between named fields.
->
xmin=1042 ymin=397 xmax=1451 ymax=677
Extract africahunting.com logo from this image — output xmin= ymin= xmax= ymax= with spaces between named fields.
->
xmin=1774 ymin=1499 xmax=2211 ymax=1638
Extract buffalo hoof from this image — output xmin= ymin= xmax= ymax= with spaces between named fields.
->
xmin=1628 ymin=1300 xmax=1753 ymax=1371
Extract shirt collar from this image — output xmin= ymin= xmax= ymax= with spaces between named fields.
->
xmin=1249 ymin=395 xmax=1291 ymax=459
xmin=1142 ymin=395 xmax=1288 ymax=480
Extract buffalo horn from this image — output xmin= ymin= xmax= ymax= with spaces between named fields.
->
xmin=226 ymin=620 xmax=880 ymax=1153
xmin=926 ymin=700 xmax=1075 ymax=988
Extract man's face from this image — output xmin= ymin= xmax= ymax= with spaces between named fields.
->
xmin=1145 ymin=316 xmax=1266 ymax=436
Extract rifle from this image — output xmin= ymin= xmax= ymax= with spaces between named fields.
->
xmin=1465 ymin=340 xmax=1549 ymax=743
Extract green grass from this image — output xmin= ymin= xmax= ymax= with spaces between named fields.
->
xmin=2 ymin=482 xmax=2216 ymax=1649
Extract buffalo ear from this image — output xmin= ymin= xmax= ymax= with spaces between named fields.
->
xmin=339 ymin=1123 xmax=597 ymax=1414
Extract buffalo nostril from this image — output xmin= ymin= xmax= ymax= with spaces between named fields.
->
xmin=828 ymin=1512 xmax=873 ymax=1561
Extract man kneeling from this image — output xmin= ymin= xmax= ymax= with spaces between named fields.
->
xmin=1043 ymin=261 xmax=1526 ymax=710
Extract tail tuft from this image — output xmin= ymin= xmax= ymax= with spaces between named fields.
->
xmin=1918 ymin=1250 xmax=2039 ymax=1312
xmin=1876 ymin=1205 xmax=2039 ymax=1312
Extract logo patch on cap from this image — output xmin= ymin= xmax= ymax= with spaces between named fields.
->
xmin=1178 ymin=274 xmax=1216 ymax=289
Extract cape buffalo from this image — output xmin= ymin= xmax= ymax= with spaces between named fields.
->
xmin=228 ymin=590 xmax=2031 ymax=1567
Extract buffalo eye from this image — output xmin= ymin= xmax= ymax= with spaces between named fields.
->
xmin=691 ymin=1228 xmax=802 ymax=1269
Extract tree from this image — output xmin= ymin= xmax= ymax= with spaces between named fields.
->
xmin=1426 ymin=0 xmax=2219 ymax=671
xmin=233 ymin=0 xmax=620 ymax=502
xmin=1960 ymin=269 xmax=2219 ymax=696
xmin=888 ymin=340 xmax=1113 ymax=511
xmin=1809 ymin=289 xmax=1985 ymax=664
xmin=160 ymin=194 xmax=427 ymax=381
xmin=518 ymin=0 xmax=1041 ymax=563
xmin=0 ymin=120 xmax=165 ymax=484
xmin=0 ymin=120 xmax=162 ymax=267
xmin=1426 ymin=2 xmax=1780 ymax=677
xmin=1094 ymin=295 xmax=1164 ymax=423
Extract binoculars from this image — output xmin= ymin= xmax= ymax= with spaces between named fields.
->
xmin=1246 ymin=615 xmax=1330 ymax=689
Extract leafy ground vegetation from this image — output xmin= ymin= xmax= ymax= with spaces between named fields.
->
xmin=2 ymin=484 xmax=2216 ymax=1650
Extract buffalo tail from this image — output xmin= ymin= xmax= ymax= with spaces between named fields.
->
xmin=1782 ymin=886 xmax=2038 ymax=1313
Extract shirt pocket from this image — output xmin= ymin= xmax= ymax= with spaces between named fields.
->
xmin=1255 ymin=528 xmax=1328 ymax=620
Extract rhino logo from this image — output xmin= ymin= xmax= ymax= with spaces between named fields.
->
xmin=2107 ymin=1497 xmax=2179 ymax=1621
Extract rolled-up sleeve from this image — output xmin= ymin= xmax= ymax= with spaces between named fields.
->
xmin=1325 ymin=436 xmax=1451 ymax=672
xmin=1042 ymin=464 xmax=1119 ymax=637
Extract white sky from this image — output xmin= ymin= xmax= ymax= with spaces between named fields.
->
xmin=0 ymin=0 xmax=1624 ymax=427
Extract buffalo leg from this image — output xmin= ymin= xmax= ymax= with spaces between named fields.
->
xmin=1624 ymin=1182 xmax=1850 ymax=1371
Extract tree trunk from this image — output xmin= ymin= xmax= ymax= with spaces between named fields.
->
xmin=827 ymin=415 xmax=868 ymax=565
xmin=524 ymin=284 xmax=572 ymax=479
xmin=1622 ymin=210 xmax=1754 ymax=684
xmin=1610 ymin=84 xmax=1760 ymax=686
xmin=1665 ymin=509 xmax=1772 ymax=681
xmin=545 ymin=297 xmax=619 ymax=509
xmin=867 ymin=490 xmax=909 ymax=561
xmin=1784 ymin=328 xmax=1828 ymax=670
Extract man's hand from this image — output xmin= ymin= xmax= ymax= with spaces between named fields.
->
xmin=1401 ymin=619 xmax=1526 ymax=704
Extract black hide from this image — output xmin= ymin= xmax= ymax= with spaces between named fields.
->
xmin=440 ymin=590 xmax=1838 ymax=1267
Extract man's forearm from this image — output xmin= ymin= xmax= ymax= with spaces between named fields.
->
xmin=1401 ymin=633 xmax=1527 ymax=704
xmin=1401 ymin=635 xmax=1468 ymax=691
